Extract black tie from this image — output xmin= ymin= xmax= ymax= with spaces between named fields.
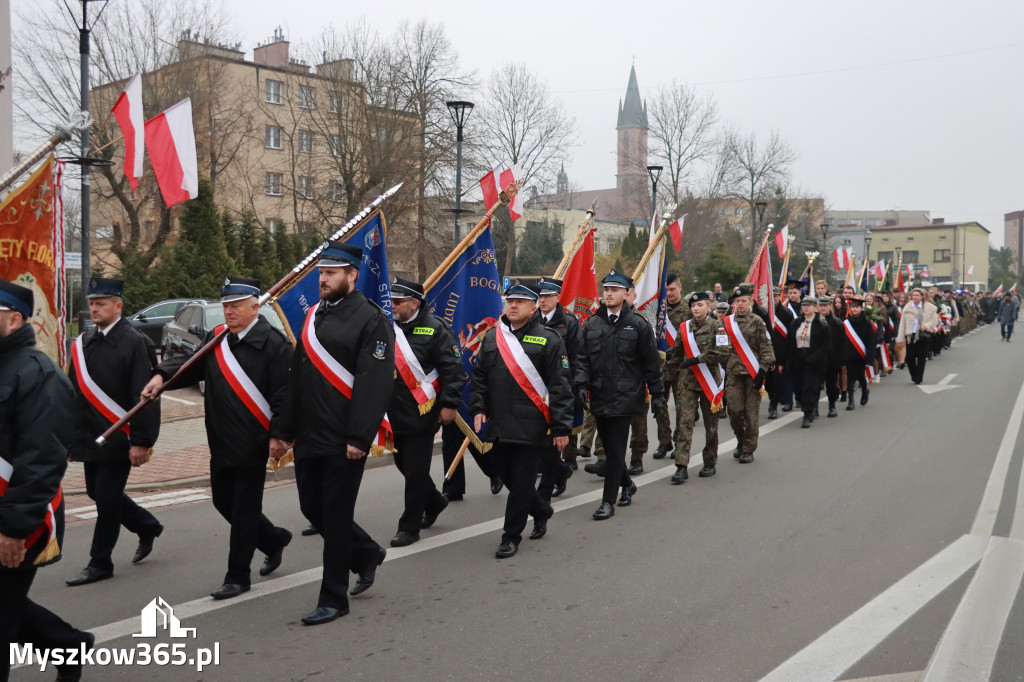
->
xmin=609 ymin=314 xmax=618 ymax=325
xmin=228 ymin=332 xmax=240 ymax=347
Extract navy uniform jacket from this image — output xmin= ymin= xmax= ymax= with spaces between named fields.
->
xmin=388 ymin=306 xmax=466 ymax=435
xmin=68 ymin=317 xmax=160 ymax=463
xmin=280 ymin=289 xmax=394 ymax=456
xmin=540 ymin=303 xmax=585 ymax=393
xmin=157 ymin=316 xmax=291 ymax=470
xmin=470 ymin=314 xmax=573 ymax=444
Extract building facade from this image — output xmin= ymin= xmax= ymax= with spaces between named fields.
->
xmin=866 ymin=220 xmax=990 ymax=287
xmin=1004 ymin=210 xmax=1024 ymax=274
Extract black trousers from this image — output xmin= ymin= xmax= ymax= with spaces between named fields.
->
xmin=536 ymin=444 xmax=570 ymax=504
xmin=83 ymin=460 xmax=162 ymax=571
xmin=1 ymin=568 xmax=87 ymax=682
xmin=906 ymin=336 xmax=929 ymax=383
xmin=780 ymin=363 xmax=795 ymax=406
xmin=210 ymin=466 xmax=288 ymax=586
xmin=766 ymin=366 xmax=784 ymax=406
xmin=595 ymin=415 xmax=633 ymax=505
xmin=845 ymin=360 xmax=868 ymax=395
xmin=440 ymin=422 xmax=497 ymax=496
xmin=294 ymin=456 xmax=381 ymax=610
xmin=824 ymin=364 xmax=841 ymax=404
xmin=792 ymin=352 xmax=823 ymax=416
xmin=491 ymin=442 xmax=550 ymax=545
xmin=393 ymin=431 xmax=447 ymax=535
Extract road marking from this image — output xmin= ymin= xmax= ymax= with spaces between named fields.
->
xmin=917 ymin=373 xmax=959 ymax=395
xmin=66 ymin=489 xmax=211 ymax=519
xmin=971 ymin=372 xmax=1024 ymax=536
xmin=162 ymin=394 xmax=199 ymax=406
xmin=922 ymin=536 xmax=1024 ymax=681
xmin=758 ymin=534 xmax=991 ymax=682
xmin=79 ymin=408 xmax=807 ymax=645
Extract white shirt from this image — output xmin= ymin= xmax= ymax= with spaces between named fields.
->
xmin=796 ymin=319 xmax=813 ymax=349
xmin=911 ymin=303 xmax=922 ymax=334
xmin=235 ymin=316 xmax=260 ymax=341
xmin=98 ymin=317 xmax=121 ymax=336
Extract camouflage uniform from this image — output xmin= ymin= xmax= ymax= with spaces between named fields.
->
xmin=724 ymin=310 xmax=775 ymax=457
xmin=672 ymin=313 xmax=730 ymax=467
xmin=654 ymin=299 xmax=692 ymax=449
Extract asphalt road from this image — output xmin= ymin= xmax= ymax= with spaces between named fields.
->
xmin=13 ymin=325 xmax=1024 ymax=682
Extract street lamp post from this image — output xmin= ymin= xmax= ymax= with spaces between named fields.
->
xmin=820 ymin=222 xmax=831 ymax=288
xmin=446 ymin=100 xmax=474 ymax=244
xmin=646 ymin=165 xmax=663 ymax=234
xmin=863 ymin=234 xmax=872 ymax=290
xmin=895 ymin=246 xmax=902 ymax=292
xmin=755 ymin=201 xmax=767 ymax=253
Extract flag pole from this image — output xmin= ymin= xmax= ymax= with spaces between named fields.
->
xmin=632 ymin=224 xmax=669 ymax=283
xmin=96 ymin=183 xmax=404 ymax=445
xmin=553 ymin=201 xmax=597 ymax=278
xmin=0 ymin=124 xmax=79 ymax=195
xmin=778 ymin=236 xmax=795 ymax=287
xmin=745 ymin=227 xmax=774 ymax=283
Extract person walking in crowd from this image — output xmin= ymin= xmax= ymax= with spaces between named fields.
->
xmin=896 ymin=287 xmax=938 ymax=386
xmin=723 ymin=285 xmax=775 ymax=463
xmin=998 ymin=293 xmax=1018 ymax=341
xmin=840 ymin=295 xmax=876 ymax=410
xmin=788 ymin=296 xmax=830 ymax=428
xmin=817 ymin=295 xmax=844 ymax=418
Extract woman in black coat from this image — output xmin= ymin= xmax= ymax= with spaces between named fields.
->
xmin=787 ymin=297 xmax=831 ymax=428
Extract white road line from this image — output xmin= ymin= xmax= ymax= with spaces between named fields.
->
xmin=66 ymin=489 xmax=210 ymax=516
xmin=162 ymin=394 xmax=199 ymax=406
xmin=971 ymin=373 xmax=1024 ymax=536
xmin=81 ymin=408 xmax=807 ymax=644
xmin=922 ymin=536 xmax=1024 ymax=681
xmin=758 ymin=534 xmax=992 ymax=682
xmin=72 ymin=495 xmax=211 ymax=519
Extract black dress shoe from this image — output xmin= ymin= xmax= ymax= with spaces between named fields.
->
xmin=738 ymin=452 xmax=754 ymax=463
xmin=652 ymin=444 xmax=672 ymax=460
xmin=132 ymin=524 xmax=163 ymax=564
xmin=210 ymin=583 xmax=250 ymax=600
xmin=618 ymin=483 xmax=637 ymax=506
xmin=301 ymin=606 xmax=348 ymax=625
xmin=495 ymin=541 xmax=518 ymax=558
xmin=578 ymin=446 xmax=591 ymax=459
xmin=584 ymin=460 xmax=607 ymax=477
xmin=390 ymin=530 xmax=419 ymax=547
xmin=490 ymin=476 xmax=503 ymax=495
xmin=529 ymin=517 xmax=547 ymax=540
xmin=66 ymin=566 xmax=113 ymax=586
xmin=827 ymin=404 xmax=837 ymax=418
xmin=441 ymin=492 xmax=463 ymax=502
xmin=846 ymin=399 xmax=856 ymax=411
xmin=350 ymin=546 xmax=387 ymax=596
xmin=628 ymin=461 xmax=643 ymax=476
xmin=301 ymin=523 xmax=320 ymax=536
xmin=860 ymin=386 xmax=870 ymax=405
xmin=698 ymin=465 xmax=716 ymax=477
xmin=570 ymin=461 xmax=578 ymax=470
xmin=592 ymin=502 xmax=615 ymax=520
xmin=781 ymin=403 xmax=793 ymax=412
xmin=768 ymin=406 xmax=778 ymax=419
xmin=552 ymin=467 xmax=572 ymax=497
xmin=670 ymin=466 xmax=687 ymax=484
xmin=801 ymin=415 xmax=812 ymax=428
xmin=421 ymin=496 xmax=449 ymax=529
xmin=259 ymin=529 xmax=292 ymax=577
xmin=897 ymin=362 xmax=906 ymax=369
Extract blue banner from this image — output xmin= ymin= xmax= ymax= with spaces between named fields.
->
xmin=274 ymin=212 xmax=392 ymax=340
xmin=424 ymin=226 xmax=503 ymax=449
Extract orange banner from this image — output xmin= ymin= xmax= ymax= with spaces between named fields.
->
xmin=0 ymin=155 xmax=66 ymax=365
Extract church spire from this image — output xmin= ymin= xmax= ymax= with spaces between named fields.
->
xmin=617 ymin=65 xmax=648 ymax=130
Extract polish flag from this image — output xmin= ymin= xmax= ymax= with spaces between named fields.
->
xmin=110 ymin=73 xmax=144 ymax=192
xmin=966 ymin=264 xmax=974 ymax=277
xmin=870 ymin=259 xmax=886 ymax=279
xmin=1012 ymin=283 xmax=1018 ymax=295
xmin=832 ymin=246 xmax=853 ymax=271
xmin=144 ymin=99 xmax=198 ymax=207
xmin=666 ymin=215 xmax=684 ymax=252
xmin=921 ymin=266 xmax=931 ymax=278
xmin=479 ymin=163 xmax=524 ymax=222
xmin=774 ymin=224 xmax=790 ymax=258
xmin=634 ymin=238 xmax=664 ymax=311
xmin=906 ymin=264 xmax=914 ymax=279
xmin=994 ymin=284 xmax=1004 ymax=295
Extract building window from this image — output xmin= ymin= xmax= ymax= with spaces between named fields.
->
xmin=328 ymin=91 xmax=341 ymax=114
xmin=906 ymin=237 xmax=914 ymax=241
xmin=903 ymin=250 xmax=919 ymax=263
xmin=298 ymin=85 xmax=315 ymax=109
xmin=733 ymin=207 xmax=745 ymax=217
xmin=298 ymin=129 xmax=313 ymax=153
xmin=934 ymin=249 xmax=952 ymax=263
xmin=842 ymin=239 xmax=851 ymax=245
xmin=866 ymin=219 xmax=879 ymax=227
xmin=938 ymin=235 xmax=947 ymax=240
xmin=265 ymin=80 xmax=282 ymax=104
xmin=329 ymin=135 xmax=341 ymax=157
xmin=265 ymin=125 xmax=282 ymax=149
xmin=95 ymin=225 xmax=114 ymax=239
xmin=878 ymin=251 xmax=893 ymax=263
xmin=881 ymin=237 xmax=889 ymax=243
xmin=264 ymin=172 xmax=283 ymax=196
xmin=328 ymin=180 xmax=343 ymax=203
xmin=266 ymin=218 xmax=282 ymax=233
xmin=296 ymin=221 xmax=313 ymax=234
xmin=297 ymin=176 xmax=313 ymax=199
xmin=718 ymin=208 xmax=726 ymax=217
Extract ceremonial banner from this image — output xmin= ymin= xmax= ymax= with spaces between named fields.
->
xmin=424 ymin=225 xmax=503 ymax=450
xmin=0 ymin=155 xmax=66 ymax=365
xmin=274 ymin=211 xmax=392 ymax=340
xmin=479 ymin=163 xmax=524 ymax=222
xmin=634 ymin=237 xmax=664 ymax=312
xmin=559 ymin=227 xmax=599 ymax=323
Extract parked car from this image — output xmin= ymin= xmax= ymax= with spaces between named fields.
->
xmin=161 ymin=300 xmax=286 ymax=359
xmin=127 ymin=298 xmax=191 ymax=348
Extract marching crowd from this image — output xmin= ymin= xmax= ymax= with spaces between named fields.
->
xmin=0 ymin=242 xmax=1008 ymax=679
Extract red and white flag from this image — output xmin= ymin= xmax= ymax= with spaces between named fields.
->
xmin=774 ymin=224 xmax=790 ymax=258
xmin=110 ymin=73 xmax=144 ymax=192
xmin=750 ymin=236 xmax=776 ymax=333
xmin=906 ymin=264 xmax=914 ymax=279
xmin=1012 ymin=283 xmax=1018 ymax=295
xmin=479 ymin=163 xmax=524 ymax=222
xmin=144 ymin=98 xmax=198 ymax=207
xmin=832 ymin=246 xmax=853 ymax=271
xmin=869 ymin=259 xmax=886 ymax=279
xmin=966 ymin=264 xmax=974 ymax=277
xmin=994 ymin=284 xmax=1004 ymax=295
xmin=666 ymin=215 xmax=684 ymax=252
xmin=920 ymin=265 xmax=931 ymax=278
xmin=559 ymin=228 xmax=599 ymax=322
xmin=634 ymin=238 xmax=664 ymax=311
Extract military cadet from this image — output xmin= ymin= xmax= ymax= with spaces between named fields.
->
xmin=817 ymin=295 xmax=844 ymax=417
xmin=577 ymin=271 xmax=664 ymax=520
xmin=536 ymin=276 xmax=585 ymax=500
xmin=668 ymin=292 xmax=729 ymax=483
xmin=277 ymin=241 xmax=392 ymax=625
xmin=386 ymin=277 xmax=466 ymax=548
xmin=652 ymin=273 xmax=690 ymax=462
xmin=723 ymin=285 xmax=775 ymax=463
xmin=841 ymin=295 xmax=876 ymax=409
xmin=142 ymin=277 xmax=293 ymax=599
xmin=1 ymin=279 xmax=94 ymax=682
xmin=787 ymin=296 xmax=831 ymax=428
xmin=66 ymin=277 xmax=163 ymax=587
xmin=767 ymin=286 xmax=794 ymax=419
xmin=470 ymin=281 xmax=573 ymax=556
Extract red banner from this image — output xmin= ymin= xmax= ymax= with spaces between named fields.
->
xmin=559 ymin=228 xmax=599 ymax=322
xmin=0 ymin=155 xmax=65 ymax=365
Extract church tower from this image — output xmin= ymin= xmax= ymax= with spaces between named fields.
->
xmin=616 ymin=65 xmax=649 ymax=197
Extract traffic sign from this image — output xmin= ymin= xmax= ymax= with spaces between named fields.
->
xmin=64 ymin=252 xmax=82 ymax=270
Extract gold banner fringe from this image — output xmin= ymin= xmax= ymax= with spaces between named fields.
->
xmin=267 ymin=450 xmax=294 ymax=471
xmin=33 ymin=537 xmax=60 ymax=566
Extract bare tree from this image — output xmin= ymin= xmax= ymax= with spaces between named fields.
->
xmin=647 ymin=81 xmax=718 ymax=205
xmin=722 ymin=128 xmax=797 ymax=251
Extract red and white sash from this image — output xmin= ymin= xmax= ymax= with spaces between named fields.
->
xmin=843 ymin=319 xmax=868 ymax=360
xmin=773 ymin=315 xmax=788 ymax=337
xmin=682 ymin=320 xmax=723 ymax=409
xmin=393 ymin=323 xmax=441 ymax=415
xmin=879 ymin=342 xmax=892 ymax=370
xmin=212 ymin=325 xmax=271 ymax=430
xmin=70 ymin=336 xmax=129 ymax=435
xmin=495 ymin=323 xmax=550 ymax=422
xmin=1 ymin=460 xmax=62 ymax=564
xmin=723 ymin=315 xmax=761 ymax=379
xmin=865 ymin=364 xmax=878 ymax=384
xmin=301 ymin=306 xmax=393 ymax=451
xmin=0 ymin=458 xmax=11 ymax=496
xmin=664 ymin=315 xmax=677 ymax=348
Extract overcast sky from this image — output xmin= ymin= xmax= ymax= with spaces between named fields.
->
xmin=15 ymin=0 xmax=1024 ymax=246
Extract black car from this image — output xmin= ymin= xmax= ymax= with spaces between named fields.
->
xmin=162 ymin=300 xmax=286 ymax=358
xmin=127 ymin=298 xmax=191 ymax=348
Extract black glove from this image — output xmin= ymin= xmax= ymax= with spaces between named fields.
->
xmin=754 ymin=369 xmax=766 ymax=390
xmin=679 ymin=356 xmax=700 ymax=369
xmin=575 ymin=387 xmax=589 ymax=411
xmin=650 ymin=395 xmax=666 ymax=414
